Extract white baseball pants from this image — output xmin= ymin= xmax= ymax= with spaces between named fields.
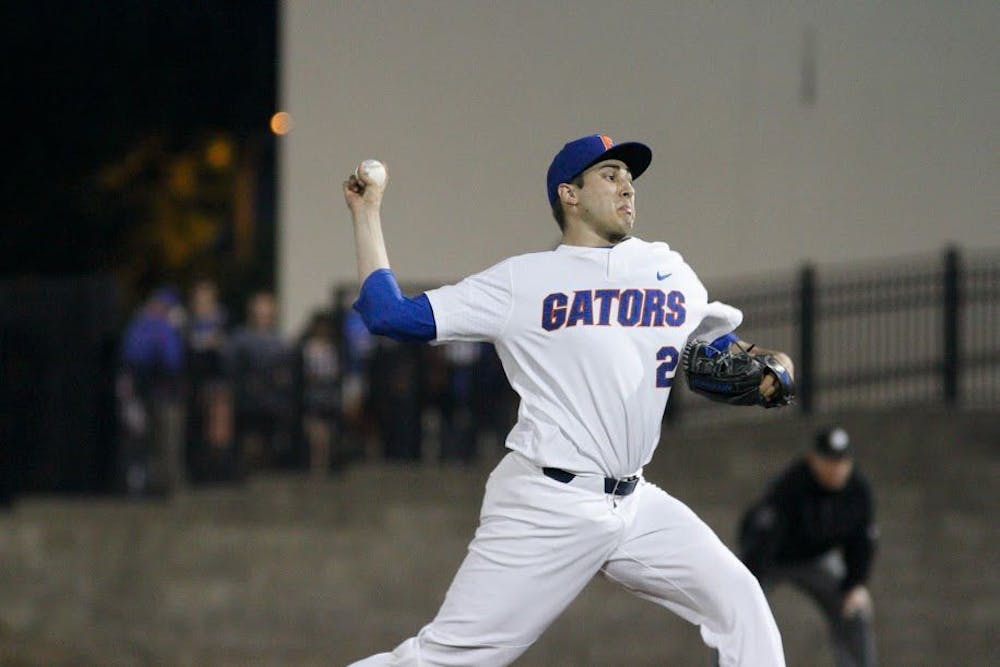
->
xmin=348 ymin=451 xmax=784 ymax=666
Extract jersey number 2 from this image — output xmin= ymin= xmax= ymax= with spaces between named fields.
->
xmin=656 ymin=346 xmax=680 ymax=388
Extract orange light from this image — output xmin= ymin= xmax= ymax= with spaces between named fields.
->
xmin=205 ymin=137 xmax=233 ymax=169
xmin=270 ymin=111 xmax=294 ymax=135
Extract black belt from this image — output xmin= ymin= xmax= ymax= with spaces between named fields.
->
xmin=542 ymin=467 xmax=640 ymax=496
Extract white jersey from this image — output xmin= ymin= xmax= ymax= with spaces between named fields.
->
xmin=425 ymin=237 xmax=741 ymax=478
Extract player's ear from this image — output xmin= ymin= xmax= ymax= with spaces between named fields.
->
xmin=557 ymin=183 xmax=578 ymax=206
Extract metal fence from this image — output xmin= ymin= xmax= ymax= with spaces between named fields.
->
xmin=673 ymin=246 xmax=999 ymax=425
xmin=333 ymin=245 xmax=1000 ymax=430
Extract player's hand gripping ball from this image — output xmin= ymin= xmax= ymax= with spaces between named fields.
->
xmin=344 ymin=159 xmax=388 ymax=212
xmin=355 ymin=159 xmax=387 ymax=189
xmin=682 ymin=340 xmax=795 ymax=408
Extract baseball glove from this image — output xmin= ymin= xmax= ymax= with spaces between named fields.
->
xmin=682 ymin=339 xmax=795 ymax=408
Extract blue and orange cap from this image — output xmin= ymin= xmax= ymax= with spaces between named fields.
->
xmin=546 ymin=134 xmax=652 ymax=206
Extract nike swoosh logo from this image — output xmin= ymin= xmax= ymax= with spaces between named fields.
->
xmin=656 ymin=271 xmax=672 ymax=281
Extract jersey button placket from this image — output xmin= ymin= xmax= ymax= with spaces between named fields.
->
xmin=606 ymin=245 xmax=621 ymax=281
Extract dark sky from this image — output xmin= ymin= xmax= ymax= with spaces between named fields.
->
xmin=1 ymin=1 xmax=277 ymax=276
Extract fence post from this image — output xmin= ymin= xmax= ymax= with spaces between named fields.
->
xmin=798 ymin=264 xmax=816 ymax=414
xmin=943 ymin=246 xmax=961 ymax=406
xmin=664 ymin=379 xmax=683 ymax=426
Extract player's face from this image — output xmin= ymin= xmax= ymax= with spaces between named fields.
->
xmin=807 ymin=452 xmax=854 ymax=491
xmin=574 ymin=160 xmax=635 ymax=243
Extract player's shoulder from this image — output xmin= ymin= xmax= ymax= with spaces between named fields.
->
xmin=627 ymin=238 xmax=703 ymax=290
xmin=466 ymin=247 xmax=574 ymax=285
xmin=628 ymin=236 xmax=690 ymax=265
xmin=491 ymin=249 xmax=553 ymax=277
xmin=508 ymin=247 xmax=559 ymax=262
xmin=628 ymin=236 xmax=671 ymax=253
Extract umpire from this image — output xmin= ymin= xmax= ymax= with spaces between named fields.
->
xmin=738 ymin=426 xmax=878 ymax=667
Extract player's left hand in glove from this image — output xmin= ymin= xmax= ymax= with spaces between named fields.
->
xmin=682 ymin=339 xmax=795 ymax=408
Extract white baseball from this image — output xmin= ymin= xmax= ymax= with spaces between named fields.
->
xmin=356 ymin=159 xmax=387 ymax=188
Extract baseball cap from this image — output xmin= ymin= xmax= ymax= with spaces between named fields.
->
xmin=546 ymin=134 xmax=652 ymax=205
xmin=814 ymin=427 xmax=852 ymax=459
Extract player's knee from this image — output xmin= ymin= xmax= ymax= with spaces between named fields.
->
xmin=417 ymin=627 xmax=528 ymax=666
xmin=735 ymin=566 xmax=773 ymax=619
xmin=731 ymin=561 xmax=769 ymax=609
xmin=703 ymin=555 xmax=770 ymax=632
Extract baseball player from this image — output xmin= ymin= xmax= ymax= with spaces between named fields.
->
xmin=343 ymin=134 xmax=795 ymax=666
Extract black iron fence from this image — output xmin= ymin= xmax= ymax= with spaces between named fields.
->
xmin=335 ymin=245 xmax=999 ymax=429
xmin=671 ymin=246 xmax=999 ymax=424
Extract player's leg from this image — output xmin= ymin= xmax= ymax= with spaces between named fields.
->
xmin=785 ymin=555 xmax=876 ymax=667
xmin=601 ymin=481 xmax=785 ymax=667
xmin=707 ymin=573 xmax=783 ymax=667
xmin=347 ymin=452 xmax=624 ymax=666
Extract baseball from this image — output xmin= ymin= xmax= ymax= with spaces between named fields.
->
xmin=355 ymin=159 xmax=387 ymax=188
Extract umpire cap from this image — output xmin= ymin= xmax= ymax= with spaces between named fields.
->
xmin=814 ymin=426 xmax=852 ymax=459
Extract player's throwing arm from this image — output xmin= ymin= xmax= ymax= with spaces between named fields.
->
xmin=343 ymin=159 xmax=391 ymax=283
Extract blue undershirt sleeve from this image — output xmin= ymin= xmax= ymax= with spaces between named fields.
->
xmin=352 ymin=268 xmax=437 ymax=342
xmin=705 ymin=332 xmax=739 ymax=357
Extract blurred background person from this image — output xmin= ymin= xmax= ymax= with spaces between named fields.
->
xmin=116 ymin=286 xmax=186 ymax=497
xmin=184 ymin=279 xmax=236 ymax=483
xmin=437 ymin=342 xmax=481 ymax=465
xmin=732 ymin=426 xmax=879 ymax=667
xmin=340 ymin=308 xmax=376 ymax=463
xmin=225 ymin=290 xmax=294 ymax=475
xmin=296 ymin=311 xmax=341 ymax=475
xmin=368 ymin=338 xmax=424 ymax=462
xmin=471 ymin=343 xmax=518 ymax=456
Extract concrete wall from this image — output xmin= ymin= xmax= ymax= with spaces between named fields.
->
xmin=1 ymin=408 xmax=997 ymax=665
xmin=277 ymin=0 xmax=999 ymax=333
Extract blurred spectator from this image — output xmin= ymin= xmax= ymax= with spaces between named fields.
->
xmin=369 ymin=338 xmax=423 ymax=462
xmin=116 ymin=286 xmax=186 ymax=496
xmin=340 ymin=309 xmax=375 ymax=461
xmin=472 ymin=343 xmax=516 ymax=454
xmin=187 ymin=280 xmax=227 ymax=372
xmin=184 ymin=280 xmax=236 ymax=483
xmin=728 ymin=426 xmax=879 ymax=667
xmin=422 ymin=346 xmax=450 ymax=458
xmin=437 ymin=342 xmax=481 ymax=464
xmin=339 ymin=314 xmax=514 ymax=465
xmin=225 ymin=291 xmax=294 ymax=473
xmin=297 ymin=312 xmax=340 ymax=475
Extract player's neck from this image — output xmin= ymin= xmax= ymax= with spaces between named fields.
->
xmin=561 ymin=224 xmax=629 ymax=248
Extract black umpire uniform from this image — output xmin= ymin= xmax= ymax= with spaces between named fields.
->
xmin=739 ymin=427 xmax=878 ymax=667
